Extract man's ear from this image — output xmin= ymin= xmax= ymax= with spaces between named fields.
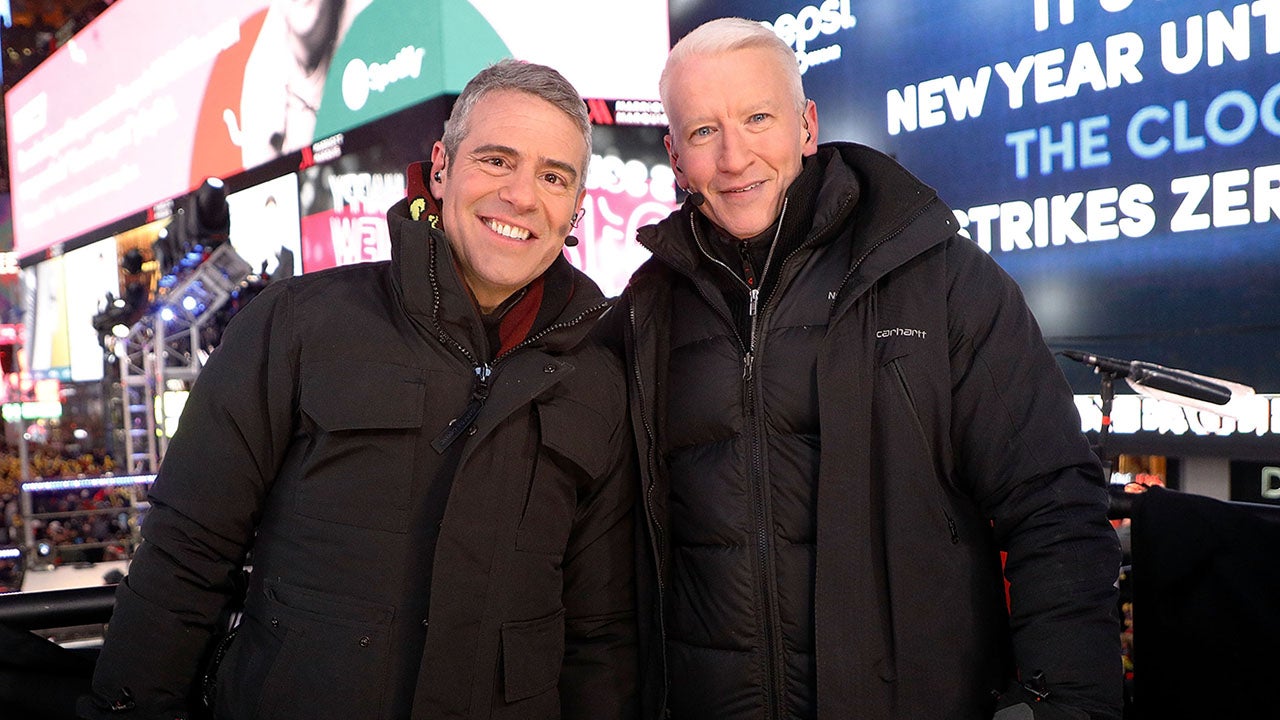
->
xmin=429 ymin=141 xmax=448 ymax=198
xmin=801 ymin=99 xmax=819 ymax=156
xmin=665 ymin=134 xmax=688 ymax=188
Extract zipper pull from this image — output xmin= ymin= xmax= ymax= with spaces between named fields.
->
xmin=743 ymin=351 xmax=754 ymax=380
xmin=748 ymin=288 xmax=760 ymax=317
xmin=431 ymin=363 xmax=492 ymax=453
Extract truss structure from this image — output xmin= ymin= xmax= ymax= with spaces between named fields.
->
xmin=113 ymin=244 xmax=252 ymax=473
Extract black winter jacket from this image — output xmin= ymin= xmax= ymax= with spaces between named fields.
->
xmin=83 ymin=197 xmax=638 ymax=720
xmin=621 ymin=144 xmax=1121 ymax=720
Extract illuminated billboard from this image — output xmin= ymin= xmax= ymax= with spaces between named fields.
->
xmin=670 ymin=0 xmax=1280 ymax=399
xmin=5 ymin=0 xmax=668 ymax=261
xmin=227 ymin=174 xmax=304 ymax=279
xmin=573 ymin=124 xmax=679 ymax=297
xmin=19 ymin=237 xmax=121 ymax=383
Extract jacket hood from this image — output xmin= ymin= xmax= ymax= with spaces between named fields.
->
xmin=634 ymin=142 xmax=960 ymax=296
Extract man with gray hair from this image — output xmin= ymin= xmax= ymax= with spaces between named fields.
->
xmin=83 ymin=59 xmax=637 ymax=720
xmin=619 ymin=17 xmax=1121 ymax=720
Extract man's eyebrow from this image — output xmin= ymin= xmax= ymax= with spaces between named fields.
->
xmin=471 ymin=143 xmax=579 ymax=183
xmin=470 ymin=143 xmax=519 ymax=158
xmin=542 ymin=157 xmax=579 ymax=184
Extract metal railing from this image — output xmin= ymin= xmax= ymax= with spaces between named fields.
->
xmin=0 ymin=584 xmax=117 ymax=631
xmin=17 ymin=474 xmax=155 ymax=567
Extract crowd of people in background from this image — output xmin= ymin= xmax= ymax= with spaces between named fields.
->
xmin=0 ymin=444 xmax=130 ymax=593
xmin=25 ymin=487 xmax=138 ymax=561
xmin=0 ymin=446 xmax=117 ymax=497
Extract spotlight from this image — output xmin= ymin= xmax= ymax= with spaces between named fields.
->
xmin=121 ymin=247 xmax=145 ymax=275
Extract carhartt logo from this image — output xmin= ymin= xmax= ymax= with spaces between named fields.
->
xmin=877 ymin=327 xmax=927 ymax=340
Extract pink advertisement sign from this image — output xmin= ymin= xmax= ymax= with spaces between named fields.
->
xmin=7 ymin=0 xmax=670 ymax=272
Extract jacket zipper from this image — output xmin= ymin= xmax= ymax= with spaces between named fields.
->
xmin=691 ymin=202 xmax=790 ymax=720
xmin=423 ymin=232 xmax=609 ymax=452
xmin=200 ymin=626 xmax=239 ymax=708
xmin=684 ymin=213 xmax=749 ymax=353
xmin=431 ymin=363 xmax=492 ymax=452
xmin=891 ymin=360 xmax=959 ymax=544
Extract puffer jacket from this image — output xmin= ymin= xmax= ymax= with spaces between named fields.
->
xmin=621 ymin=143 xmax=1121 ymax=720
xmin=83 ymin=187 xmax=638 ymax=720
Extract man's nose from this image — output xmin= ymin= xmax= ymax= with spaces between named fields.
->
xmin=498 ymin=169 xmax=539 ymax=211
xmin=716 ymin=127 xmax=751 ymax=174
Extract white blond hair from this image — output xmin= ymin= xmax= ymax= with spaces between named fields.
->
xmin=659 ymin=17 xmax=805 ymax=115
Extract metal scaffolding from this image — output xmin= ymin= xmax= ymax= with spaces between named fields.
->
xmin=113 ymin=244 xmax=252 ymax=474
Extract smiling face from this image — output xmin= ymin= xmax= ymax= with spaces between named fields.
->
xmin=430 ymin=90 xmax=587 ymax=313
xmin=664 ymin=46 xmax=818 ymax=240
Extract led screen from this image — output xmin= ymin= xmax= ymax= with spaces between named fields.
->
xmin=298 ymin=146 xmax=407 ymax=273
xmin=62 ymin=238 xmax=121 ymax=382
xmin=18 ymin=239 xmax=121 ymax=383
xmin=574 ymin=124 xmax=679 ymax=297
xmin=21 ymin=255 xmax=68 ymax=381
xmin=5 ymin=0 xmax=668 ymax=260
xmin=227 ymin=174 xmax=304 ymax=279
xmin=670 ymin=0 xmax=1280 ymax=397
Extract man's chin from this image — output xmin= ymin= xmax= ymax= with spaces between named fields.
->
xmin=705 ymin=204 xmax=777 ymax=240
xmin=713 ymin=217 xmax=773 ymax=241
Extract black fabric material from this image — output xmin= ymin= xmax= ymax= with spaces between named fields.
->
xmin=658 ymin=161 xmax=854 ymax=718
xmin=80 ymin=195 xmax=638 ymax=720
xmin=622 ymin=142 xmax=1121 ymax=720
xmin=1 ymin=623 xmax=96 ymax=720
xmin=1129 ymin=487 xmax=1280 ymax=720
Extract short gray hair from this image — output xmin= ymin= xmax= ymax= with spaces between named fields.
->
xmin=660 ymin=17 xmax=805 ymax=115
xmin=441 ymin=59 xmax=592 ymax=188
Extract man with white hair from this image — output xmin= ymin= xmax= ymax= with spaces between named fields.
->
xmin=618 ymin=17 xmax=1121 ymax=720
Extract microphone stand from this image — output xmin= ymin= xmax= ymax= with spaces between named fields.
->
xmin=1095 ymin=370 xmax=1117 ymax=480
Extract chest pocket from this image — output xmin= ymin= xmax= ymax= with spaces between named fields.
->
xmin=516 ymin=395 xmax=615 ymax=555
xmin=296 ymin=359 xmax=425 ymax=533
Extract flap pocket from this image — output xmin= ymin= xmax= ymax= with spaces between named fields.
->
xmin=301 ymin=359 xmax=425 ymax=431
xmin=536 ymin=396 xmax=612 ymax=478
xmin=238 ymin=579 xmax=395 ymax=717
xmin=264 ymin=578 xmax=395 ymax=628
xmin=501 ymin=608 xmax=566 ymax=703
xmin=515 ymin=399 xmax=617 ymax=555
xmin=295 ymin=360 xmax=425 ymax=532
